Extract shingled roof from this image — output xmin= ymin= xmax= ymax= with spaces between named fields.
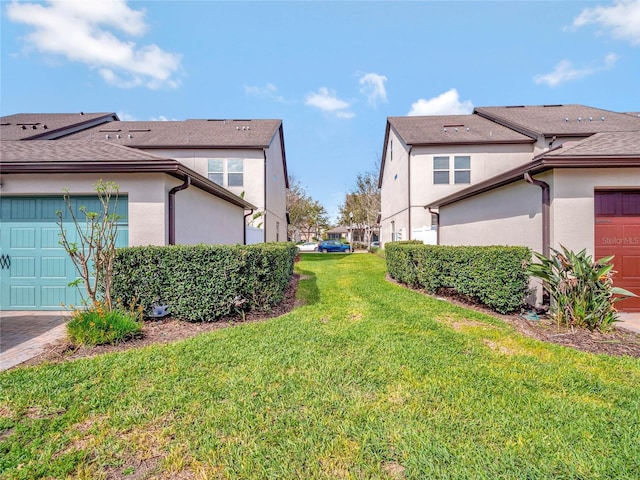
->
xmin=0 ymin=140 xmax=255 ymax=209
xmin=0 ymin=112 xmax=117 ymax=140
xmin=387 ymin=114 xmax=533 ymax=146
xmin=475 ymin=105 xmax=640 ymax=138
xmin=61 ymin=119 xmax=283 ymax=148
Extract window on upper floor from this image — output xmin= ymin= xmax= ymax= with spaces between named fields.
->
xmin=433 ymin=156 xmax=449 ymax=184
xmin=208 ymin=159 xmax=224 ymax=186
xmin=208 ymin=158 xmax=244 ymax=187
xmin=433 ymin=155 xmax=471 ymax=185
xmin=227 ymin=159 xmax=243 ymax=187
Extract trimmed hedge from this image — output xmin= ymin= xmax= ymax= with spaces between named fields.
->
xmin=111 ymin=243 xmax=298 ymax=322
xmin=386 ymin=242 xmax=531 ymax=314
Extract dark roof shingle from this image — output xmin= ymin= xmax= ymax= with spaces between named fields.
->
xmin=388 ymin=114 xmax=533 ymax=145
xmin=475 ymin=105 xmax=640 ymax=137
xmin=62 ymin=119 xmax=282 ymax=148
xmin=0 ymin=112 xmax=117 ymax=140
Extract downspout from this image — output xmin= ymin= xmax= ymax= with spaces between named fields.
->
xmin=263 ymin=149 xmax=268 ymax=242
xmin=407 ymin=146 xmax=412 ymax=240
xmin=168 ymin=176 xmax=191 ymax=245
xmin=524 ymin=172 xmax=550 ymax=258
xmin=243 ymin=209 xmax=254 ymax=245
xmin=427 ymin=207 xmax=440 ymax=245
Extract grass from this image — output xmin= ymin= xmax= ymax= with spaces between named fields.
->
xmin=1 ymin=253 xmax=639 ymax=479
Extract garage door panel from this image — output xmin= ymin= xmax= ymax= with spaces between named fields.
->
xmin=10 ymin=228 xmax=36 ymax=248
xmin=10 ymin=286 xmax=36 ymax=308
xmin=41 ymin=286 xmax=67 ymax=308
xmin=41 ymin=227 xmax=62 ymax=249
xmin=10 ymin=257 xmax=36 ymax=278
xmin=621 ymin=255 xmax=640 ymax=278
xmin=1 ymin=196 xmax=128 ymax=311
xmin=10 ymin=199 xmax=36 ymax=219
xmin=595 ymin=190 xmax=640 ymax=312
xmin=41 ymin=257 xmax=67 ymax=278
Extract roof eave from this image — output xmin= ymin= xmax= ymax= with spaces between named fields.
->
xmin=1 ymin=160 xmax=256 ymax=210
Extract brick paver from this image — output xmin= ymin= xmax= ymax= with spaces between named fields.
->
xmin=0 ymin=312 xmax=69 ymax=371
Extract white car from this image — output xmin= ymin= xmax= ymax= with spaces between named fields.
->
xmin=297 ymin=242 xmax=318 ymax=252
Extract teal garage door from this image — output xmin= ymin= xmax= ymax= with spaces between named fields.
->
xmin=0 ymin=196 xmax=128 ymax=311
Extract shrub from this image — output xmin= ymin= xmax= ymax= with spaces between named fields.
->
xmin=386 ymin=243 xmax=531 ymax=314
xmin=67 ymin=303 xmax=142 ymax=346
xmin=527 ymin=246 xmax=637 ymax=331
xmin=111 ymin=243 xmax=298 ymax=322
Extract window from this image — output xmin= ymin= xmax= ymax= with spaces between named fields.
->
xmin=227 ymin=159 xmax=243 ymax=187
xmin=433 ymin=156 xmax=449 ymax=184
xmin=208 ymin=159 xmax=224 ymax=186
xmin=390 ymin=140 xmax=393 ymax=162
xmin=391 ymin=221 xmax=395 ymax=242
xmin=454 ymin=156 xmax=470 ymax=184
xmin=433 ymin=156 xmax=471 ymax=185
xmin=207 ymin=159 xmax=243 ymax=187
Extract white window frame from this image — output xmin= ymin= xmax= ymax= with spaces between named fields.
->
xmin=208 ymin=158 xmax=244 ymax=187
xmin=433 ymin=155 xmax=471 ymax=185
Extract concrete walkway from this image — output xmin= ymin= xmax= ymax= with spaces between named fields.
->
xmin=0 ymin=311 xmax=69 ymax=371
xmin=617 ymin=312 xmax=640 ymax=334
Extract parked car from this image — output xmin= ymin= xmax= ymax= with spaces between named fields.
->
xmin=318 ymin=240 xmax=351 ymax=253
xmin=297 ymin=242 xmax=318 ymax=252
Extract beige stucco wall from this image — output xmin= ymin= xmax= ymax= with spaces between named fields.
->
xmin=438 ymin=177 xmax=544 ymax=251
xmin=264 ymin=130 xmax=288 ymax=242
xmin=1 ymin=172 xmax=246 ymax=246
xmin=379 ymin=128 xmax=411 ymax=246
xmin=172 ymin=178 xmax=244 ymax=245
xmin=551 ymin=167 xmax=640 ymax=255
xmin=143 ymin=142 xmax=288 ymax=242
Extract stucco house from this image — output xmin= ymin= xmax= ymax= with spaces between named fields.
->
xmin=62 ymin=118 xmax=289 ymax=243
xmin=379 ymin=104 xmax=640 ymax=311
xmin=0 ymin=112 xmax=290 ymax=310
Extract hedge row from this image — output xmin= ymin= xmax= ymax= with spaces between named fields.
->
xmin=111 ymin=243 xmax=298 ymax=322
xmin=385 ymin=242 xmax=531 ymax=314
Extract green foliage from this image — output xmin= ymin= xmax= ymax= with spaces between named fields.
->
xmin=2 ymin=255 xmax=640 ymax=479
xmin=67 ymin=303 xmax=142 ymax=346
xmin=386 ymin=242 xmax=531 ymax=313
xmin=527 ymin=246 xmax=637 ymax=331
xmin=56 ymin=180 xmax=121 ymax=310
xmin=111 ymin=243 xmax=298 ymax=322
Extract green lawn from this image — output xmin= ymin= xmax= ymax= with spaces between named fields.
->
xmin=1 ymin=253 xmax=639 ymax=479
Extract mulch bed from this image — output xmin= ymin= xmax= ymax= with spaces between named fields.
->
xmin=428 ymin=286 xmax=640 ymax=358
xmin=21 ymin=273 xmax=640 ymax=368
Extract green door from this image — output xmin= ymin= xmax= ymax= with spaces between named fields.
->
xmin=0 ymin=196 xmax=128 ymax=311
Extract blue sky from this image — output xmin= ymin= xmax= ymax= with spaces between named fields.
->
xmin=2 ymin=0 xmax=639 ymax=222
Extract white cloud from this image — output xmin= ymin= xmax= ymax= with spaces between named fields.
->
xmin=572 ymin=0 xmax=640 ymax=46
xmin=116 ymin=111 xmax=137 ymax=121
xmin=408 ymin=89 xmax=473 ymax=116
xmin=534 ymin=53 xmax=618 ymax=87
xmin=7 ymin=0 xmax=182 ymax=89
xmin=305 ymin=87 xmax=354 ymax=118
xmin=358 ymin=72 xmax=388 ymax=107
xmin=245 ymin=83 xmax=286 ymax=103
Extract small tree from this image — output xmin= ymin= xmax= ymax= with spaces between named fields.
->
xmin=57 ymin=180 xmax=121 ymax=311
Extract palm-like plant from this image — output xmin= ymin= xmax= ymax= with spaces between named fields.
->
xmin=527 ymin=246 xmax=637 ymax=331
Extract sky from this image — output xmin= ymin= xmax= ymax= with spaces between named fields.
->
xmin=2 ymin=0 xmax=639 ymax=222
